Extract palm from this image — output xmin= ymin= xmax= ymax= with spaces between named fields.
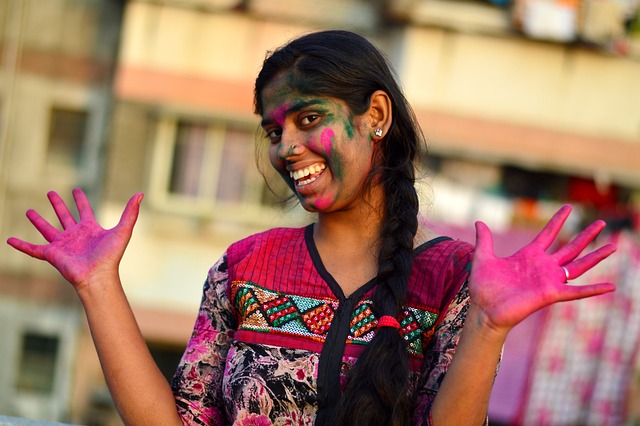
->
xmin=7 ymin=189 xmax=143 ymax=290
xmin=469 ymin=205 xmax=616 ymax=333
xmin=41 ymin=218 xmax=130 ymax=286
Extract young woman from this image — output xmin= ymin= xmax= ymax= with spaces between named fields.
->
xmin=7 ymin=30 xmax=616 ymax=426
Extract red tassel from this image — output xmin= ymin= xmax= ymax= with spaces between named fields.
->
xmin=377 ymin=315 xmax=400 ymax=329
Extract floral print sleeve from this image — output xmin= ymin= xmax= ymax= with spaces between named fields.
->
xmin=172 ymin=253 xmax=236 ymax=426
xmin=412 ymin=280 xmax=470 ymax=425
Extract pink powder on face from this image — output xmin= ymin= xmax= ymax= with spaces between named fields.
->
xmin=273 ymin=105 xmax=289 ymax=126
xmin=320 ymin=128 xmax=334 ymax=153
xmin=312 ymin=195 xmax=333 ymax=210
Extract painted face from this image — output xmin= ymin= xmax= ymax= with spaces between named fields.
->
xmin=260 ymin=72 xmax=378 ymax=213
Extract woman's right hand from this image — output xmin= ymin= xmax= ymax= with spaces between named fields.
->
xmin=9 ymin=189 xmax=186 ymax=424
xmin=6 ymin=188 xmax=143 ymax=293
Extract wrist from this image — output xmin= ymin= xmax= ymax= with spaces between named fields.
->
xmin=76 ymin=270 xmax=123 ymax=304
xmin=463 ymin=303 xmax=509 ymax=345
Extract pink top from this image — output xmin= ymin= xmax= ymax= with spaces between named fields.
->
xmin=172 ymin=225 xmax=474 ymax=425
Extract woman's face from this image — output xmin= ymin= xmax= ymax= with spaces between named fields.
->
xmin=260 ymin=72 xmax=379 ymax=214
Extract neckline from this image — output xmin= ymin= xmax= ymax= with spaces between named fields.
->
xmin=303 ymin=224 xmax=451 ymax=301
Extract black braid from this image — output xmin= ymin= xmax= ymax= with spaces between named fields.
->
xmin=332 ymin=115 xmax=420 ymax=426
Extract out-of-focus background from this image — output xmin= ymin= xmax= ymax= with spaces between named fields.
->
xmin=0 ymin=0 xmax=639 ymax=425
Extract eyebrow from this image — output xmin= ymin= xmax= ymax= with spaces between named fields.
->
xmin=260 ymin=99 xmax=326 ymax=127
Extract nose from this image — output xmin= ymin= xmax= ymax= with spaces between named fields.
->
xmin=277 ymin=129 xmax=301 ymax=160
xmin=277 ymin=141 xmax=290 ymax=160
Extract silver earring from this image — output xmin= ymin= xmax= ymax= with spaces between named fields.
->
xmin=374 ymin=128 xmax=383 ymax=137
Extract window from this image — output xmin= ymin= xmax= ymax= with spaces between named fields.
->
xmin=150 ymin=116 xmax=293 ymax=223
xmin=168 ymin=120 xmax=257 ymax=203
xmin=16 ymin=332 xmax=59 ymax=394
xmin=47 ymin=107 xmax=88 ymax=169
xmin=216 ymin=127 xmax=257 ymax=203
xmin=169 ymin=121 xmax=210 ymax=198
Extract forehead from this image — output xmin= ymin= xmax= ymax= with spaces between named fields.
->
xmin=260 ymin=72 xmax=311 ymax=113
xmin=260 ymin=71 xmax=296 ymax=100
xmin=260 ymin=73 xmax=348 ymax=124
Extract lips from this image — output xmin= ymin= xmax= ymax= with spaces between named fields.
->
xmin=290 ymin=163 xmax=326 ymax=187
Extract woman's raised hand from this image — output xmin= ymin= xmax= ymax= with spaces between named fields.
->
xmin=6 ymin=188 xmax=143 ymax=292
xmin=469 ymin=205 xmax=616 ymax=334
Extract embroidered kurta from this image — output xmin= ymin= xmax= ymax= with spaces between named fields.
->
xmin=172 ymin=225 xmax=474 ymax=425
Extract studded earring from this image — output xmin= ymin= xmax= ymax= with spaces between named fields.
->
xmin=374 ymin=128 xmax=383 ymax=137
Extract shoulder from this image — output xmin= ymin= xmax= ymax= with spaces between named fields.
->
xmin=226 ymin=226 xmax=308 ymax=266
xmin=412 ymin=237 xmax=474 ymax=286
xmin=408 ymin=236 xmax=474 ymax=310
xmin=414 ymin=224 xmax=473 ymax=261
xmin=414 ymin=237 xmax=474 ymax=267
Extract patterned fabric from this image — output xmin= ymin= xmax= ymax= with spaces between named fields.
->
xmin=231 ymin=282 xmax=440 ymax=357
xmin=172 ymin=226 xmax=474 ymax=425
xmin=521 ymin=230 xmax=640 ymax=426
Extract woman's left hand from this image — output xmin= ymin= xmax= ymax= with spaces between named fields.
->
xmin=469 ymin=204 xmax=616 ymax=334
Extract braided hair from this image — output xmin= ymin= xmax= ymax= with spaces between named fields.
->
xmin=254 ymin=30 xmax=424 ymax=426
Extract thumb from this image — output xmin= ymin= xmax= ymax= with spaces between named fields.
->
xmin=115 ymin=192 xmax=143 ymax=234
xmin=474 ymin=221 xmax=495 ymax=260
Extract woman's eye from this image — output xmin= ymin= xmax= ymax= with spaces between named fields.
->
xmin=266 ymin=129 xmax=282 ymax=142
xmin=300 ymin=114 xmax=319 ymax=126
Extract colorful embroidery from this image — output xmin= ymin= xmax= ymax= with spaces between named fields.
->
xmin=231 ymin=281 xmax=440 ymax=357
xmin=350 ymin=304 xmax=376 ymax=339
xmin=402 ymin=307 xmax=439 ymax=356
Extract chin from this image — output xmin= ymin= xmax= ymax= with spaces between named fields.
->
xmin=299 ymin=203 xmax=321 ymax=213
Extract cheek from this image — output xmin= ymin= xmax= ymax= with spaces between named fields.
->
xmin=268 ymin=144 xmax=279 ymax=167
xmin=320 ymin=128 xmax=334 ymax=153
xmin=307 ymin=128 xmax=335 ymax=155
xmin=268 ymin=146 xmax=295 ymax=191
xmin=269 ymin=146 xmax=286 ymax=176
xmin=310 ymin=128 xmax=344 ymax=179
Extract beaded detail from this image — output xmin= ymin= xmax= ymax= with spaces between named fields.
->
xmin=231 ymin=281 xmax=440 ymax=357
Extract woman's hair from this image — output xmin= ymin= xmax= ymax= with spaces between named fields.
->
xmin=254 ymin=30 xmax=424 ymax=426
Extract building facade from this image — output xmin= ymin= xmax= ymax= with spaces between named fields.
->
xmin=1 ymin=0 xmax=639 ymax=423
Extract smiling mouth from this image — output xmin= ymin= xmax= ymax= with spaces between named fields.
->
xmin=290 ymin=163 xmax=326 ymax=187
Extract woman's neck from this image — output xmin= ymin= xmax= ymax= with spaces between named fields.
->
xmin=314 ymin=191 xmax=383 ymax=249
xmin=312 ymin=195 xmax=383 ymax=297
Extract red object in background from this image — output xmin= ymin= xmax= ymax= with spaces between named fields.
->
xmin=568 ymin=177 xmax=618 ymax=209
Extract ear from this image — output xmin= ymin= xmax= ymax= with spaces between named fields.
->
xmin=367 ymin=90 xmax=392 ymax=141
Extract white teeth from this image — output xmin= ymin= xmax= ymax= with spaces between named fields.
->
xmin=299 ymin=175 xmax=318 ymax=186
xmin=289 ymin=163 xmax=326 ymax=182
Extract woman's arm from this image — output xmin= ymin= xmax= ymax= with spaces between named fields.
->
xmin=7 ymin=189 xmax=182 ymax=425
xmin=429 ymin=304 xmax=504 ymax=425
xmin=431 ymin=205 xmax=616 ymax=426
xmin=79 ymin=272 xmax=183 ymax=425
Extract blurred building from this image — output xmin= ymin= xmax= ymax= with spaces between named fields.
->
xmin=0 ymin=0 xmax=639 ymax=424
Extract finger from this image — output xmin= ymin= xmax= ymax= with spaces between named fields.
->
xmin=474 ymin=221 xmax=495 ymax=260
xmin=26 ymin=209 xmax=60 ymax=242
xmin=72 ymin=187 xmax=96 ymax=221
xmin=530 ymin=205 xmax=572 ymax=250
xmin=6 ymin=237 xmax=47 ymax=260
xmin=48 ymin=191 xmax=77 ymax=229
xmin=563 ymin=243 xmax=616 ymax=280
xmin=557 ymin=282 xmax=615 ymax=302
xmin=554 ymin=220 xmax=606 ymax=264
xmin=114 ymin=192 xmax=144 ymax=234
